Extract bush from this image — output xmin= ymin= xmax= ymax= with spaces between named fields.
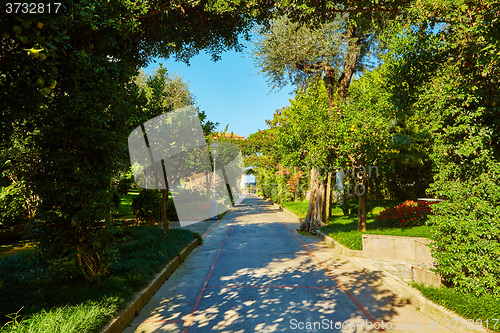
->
xmin=337 ymin=201 xmax=358 ymax=216
xmin=132 ymin=190 xmax=161 ymax=224
xmin=376 ymin=200 xmax=433 ymax=228
xmin=0 ymin=184 xmax=27 ymax=229
xmin=429 ymin=178 xmax=500 ymax=296
xmin=29 ymin=209 xmax=119 ymax=282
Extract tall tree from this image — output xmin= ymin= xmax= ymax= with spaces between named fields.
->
xmin=252 ymin=15 xmax=373 ymax=113
xmin=0 ymin=0 xmax=271 ymax=280
xmin=135 ymin=65 xmax=217 ymax=235
xmin=252 ymin=5 xmax=400 ymax=231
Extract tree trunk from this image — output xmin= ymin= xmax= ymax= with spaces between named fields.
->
xmin=323 ymin=65 xmax=337 ymax=112
xmin=320 ymin=23 xmax=361 ymax=117
xmin=300 ymin=168 xmax=325 ymax=234
xmin=161 ymin=188 xmax=169 ymax=235
xmin=317 ymin=181 xmax=325 ymax=224
xmin=337 ymin=24 xmax=361 ymax=100
xmin=356 ymin=167 xmax=367 ymax=232
xmin=326 ymin=172 xmax=332 ymax=218
xmin=294 ymin=171 xmax=299 ymax=202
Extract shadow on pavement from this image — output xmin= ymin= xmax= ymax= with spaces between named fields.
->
xmin=130 ymin=195 xmax=436 ymax=333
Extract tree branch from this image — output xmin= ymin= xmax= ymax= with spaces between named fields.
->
xmin=295 ymin=60 xmax=324 ymax=73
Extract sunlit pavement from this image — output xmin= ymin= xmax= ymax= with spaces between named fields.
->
xmin=123 ymin=194 xmax=449 ymax=333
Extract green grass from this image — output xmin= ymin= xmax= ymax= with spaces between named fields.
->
xmin=283 ymin=199 xmax=433 ymax=250
xmin=413 ymin=283 xmax=500 ymax=332
xmin=1 ymin=299 xmax=120 ymax=333
xmin=114 ymin=189 xmax=140 ymax=218
xmin=321 ymin=214 xmax=434 ymax=251
xmin=0 ymin=242 xmax=35 ymax=258
xmin=0 ymin=226 xmax=198 ymax=332
xmin=282 ymin=199 xmax=398 ymax=220
xmin=282 ymin=200 xmax=310 ymax=219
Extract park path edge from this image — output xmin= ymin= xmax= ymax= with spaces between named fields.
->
xmin=100 ymin=236 xmax=201 ymax=333
xmin=260 ymin=195 xmax=491 ymax=333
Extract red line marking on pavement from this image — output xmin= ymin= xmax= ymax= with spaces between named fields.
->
xmin=273 ymin=212 xmax=386 ymax=333
xmin=181 ymin=215 xmax=236 ymax=333
xmin=206 ymin=284 xmax=342 ymax=289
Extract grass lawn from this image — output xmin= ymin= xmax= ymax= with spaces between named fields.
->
xmin=282 ymin=200 xmax=310 ymax=219
xmin=0 ymin=226 xmax=199 ymax=332
xmin=321 ymin=214 xmax=435 ymax=251
xmin=282 ymin=199 xmax=434 ymax=250
xmin=0 ymin=242 xmax=35 ymax=258
xmin=413 ymin=283 xmax=500 ymax=332
xmin=114 ymin=189 xmax=140 ymax=219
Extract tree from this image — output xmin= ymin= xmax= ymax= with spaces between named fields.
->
xmin=243 ymin=129 xmax=281 ymax=198
xmin=0 ymin=0 xmax=271 ymax=280
xmin=382 ymin=0 xmax=500 ymax=294
xmin=251 ymin=3 xmax=405 ymax=231
xmin=134 ymin=65 xmax=217 ymax=235
xmin=266 ymin=72 xmax=399 ymax=232
xmin=336 ymin=66 xmax=398 ymax=230
xmin=253 ymin=15 xmax=371 ymax=112
xmin=265 ymin=79 xmax=333 ymax=231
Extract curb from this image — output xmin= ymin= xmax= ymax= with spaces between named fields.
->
xmin=100 ymin=237 xmax=201 ymax=333
xmin=347 ymin=255 xmax=490 ymax=333
xmin=317 ymin=233 xmax=489 ymax=333
xmin=261 ymin=198 xmax=491 ymax=333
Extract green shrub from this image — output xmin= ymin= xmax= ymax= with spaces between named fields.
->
xmin=337 ymin=202 xmax=357 ymax=216
xmin=0 ymin=185 xmax=27 ymax=229
xmin=376 ymin=200 xmax=433 ymax=228
xmin=131 ymin=190 xmax=161 ymax=224
xmin=29 ymin=209 xmax=119 ymax=282
xmin=430 ymin=178 xmax=500 ymax=296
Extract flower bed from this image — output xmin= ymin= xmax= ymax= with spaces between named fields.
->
xmin=376 ymin=200 xmax=434 ymax=227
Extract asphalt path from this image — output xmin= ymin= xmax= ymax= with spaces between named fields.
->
xmin=123 ymin=194 xmax=448 ymax=333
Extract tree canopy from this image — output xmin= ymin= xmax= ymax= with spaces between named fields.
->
xmin=0 ymin=0 xmax=271 ymax=280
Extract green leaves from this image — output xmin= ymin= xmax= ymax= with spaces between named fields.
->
xmin=132 ymin=190 xmax=162 ymax=224
xmin=430 ymin=182 xmax=500 ymax=296
xmin=380 ymin=1 xmax=500 ymax=295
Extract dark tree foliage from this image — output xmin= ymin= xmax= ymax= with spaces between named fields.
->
xmin=0 ymin=0 xmax=271 ymax=280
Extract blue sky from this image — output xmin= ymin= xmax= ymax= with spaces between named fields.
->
xmin=144 ymin=48 xmax=295 ymax=138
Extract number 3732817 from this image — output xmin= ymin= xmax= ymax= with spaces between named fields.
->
xmin=5 ymin=3 xmax=62 ymax=14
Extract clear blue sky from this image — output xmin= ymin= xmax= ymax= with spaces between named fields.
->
xmin=143 ymin=48 xmax=294 ymax=138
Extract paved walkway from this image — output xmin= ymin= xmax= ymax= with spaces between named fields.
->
xmin=124 ymin=194 xmax=449 ymax=332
